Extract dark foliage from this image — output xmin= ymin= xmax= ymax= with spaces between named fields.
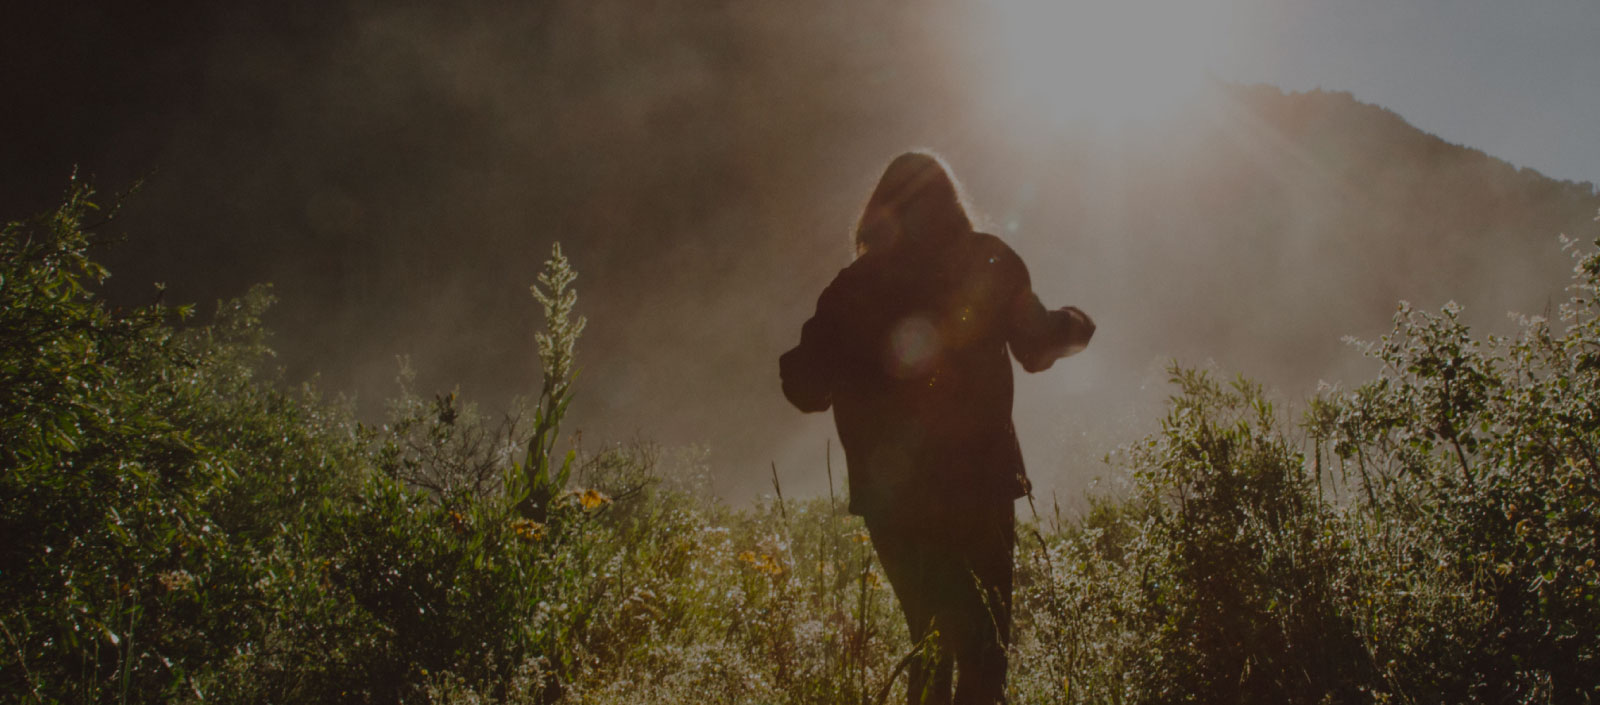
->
xmin=4 ymin=185 xmax=1597 ymax=703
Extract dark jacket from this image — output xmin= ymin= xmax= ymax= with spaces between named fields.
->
xmin=780 ymin=231 xmax=1093 ymax=519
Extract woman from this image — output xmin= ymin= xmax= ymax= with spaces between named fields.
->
xmin=779 ymin=151 xmax=1095 ymax=705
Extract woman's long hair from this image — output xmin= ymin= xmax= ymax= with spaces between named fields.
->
xmin=853 ymin=151 xmax=974 ymax=257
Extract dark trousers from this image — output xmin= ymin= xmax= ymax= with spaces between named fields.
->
xmin=866 ymin=499 xmax=1015 ymax=705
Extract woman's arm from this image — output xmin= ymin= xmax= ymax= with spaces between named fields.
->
xmin=779 ymin=277 xmax=849 ymax=412
xmin=999 ymin=243 xmax=1095 ymax=372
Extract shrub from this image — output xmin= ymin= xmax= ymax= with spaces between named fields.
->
xmin=0 ymin=180 xmax=373 ymax=701
xmin=1012 ymin=221 xmax=1600 ymax=704
xmin=1013 ymin=370 xmax=1365 ymax=704
xmin=1304 ymin=233 xmax=1600 ymax=701
xmin=0 ymin=184 xmax=613 ymax=703
xmin=8 ymin=181 xmax=1596 ymax=704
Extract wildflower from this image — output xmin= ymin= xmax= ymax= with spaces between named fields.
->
xmin=511 ymin=518 xmax=547 ymax=542
xmin=738 ymin=550 xmax=785 ymax=577
xmin=579 ymin=488 xmax=611 ymax=510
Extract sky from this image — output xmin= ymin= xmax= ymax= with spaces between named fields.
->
xmin=3 ymin=0 xmax=1598 ymax=505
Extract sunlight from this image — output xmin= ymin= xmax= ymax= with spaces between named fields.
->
xmin=981 ymin=0 xmax=1234 ymax=128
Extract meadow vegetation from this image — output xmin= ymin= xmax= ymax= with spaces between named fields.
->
xmin=2 ymin=183 xmax=1597 ymax=703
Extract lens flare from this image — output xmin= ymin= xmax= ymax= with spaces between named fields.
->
xmin=885 ymin=315 xmax=941 ymax=379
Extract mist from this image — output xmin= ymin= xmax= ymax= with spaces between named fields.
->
xmin=7 ymin=0 xmax=1598 ymax=507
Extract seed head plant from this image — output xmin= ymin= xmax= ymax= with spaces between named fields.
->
xmin=516 ymin=243 xmax=588 ymax=521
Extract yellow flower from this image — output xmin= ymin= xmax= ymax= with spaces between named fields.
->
xmin=579 ymin=488 xmax=611 ymax=510
xmin=510 ymin=518 xmax=546 ymax=542
xmin=737 ymin=550 xmax=785 ymax=576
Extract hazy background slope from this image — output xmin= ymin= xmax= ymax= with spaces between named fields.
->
xmin=5 ymin=0 xmax=1597 ymax=503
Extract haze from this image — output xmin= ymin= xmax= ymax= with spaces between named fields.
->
xmin=4 ymin=0 xmax=1597 ymax=506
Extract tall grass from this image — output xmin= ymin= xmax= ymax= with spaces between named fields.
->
xmin=3 ymin=186 xmax=1597 ymax=703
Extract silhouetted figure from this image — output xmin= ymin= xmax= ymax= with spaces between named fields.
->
xmin=780 ymin=152 xmax=1094 ymax=705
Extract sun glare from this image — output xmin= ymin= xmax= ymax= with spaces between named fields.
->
xmin=982 ymin=0 xmax=1233 ymax=128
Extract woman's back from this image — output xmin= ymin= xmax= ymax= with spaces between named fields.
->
xmin=781 ymin=231 xmax=1057 ymax=518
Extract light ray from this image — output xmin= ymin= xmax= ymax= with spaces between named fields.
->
xmin=979 ymin=0 xmax=1236 ymax=128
